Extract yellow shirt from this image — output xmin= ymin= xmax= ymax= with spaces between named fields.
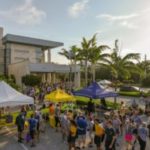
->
xmin=70 ymin=125 xmax=77 ymax=137
xmin=95 ymin=124 xmax=105 ymax=136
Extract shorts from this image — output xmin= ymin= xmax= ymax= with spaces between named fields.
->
xmin=68 ymin=135 xmax=76 ymax=144
xmin=17 ymin=126 xmax=23 ymax=132
xmin=30 ymin=130 xmax=36 ymax=139
xmin=55 ymin=116 xmax=60 ymax=127
xmin=94 ymin=135 xmax=102 ymax=147
xmin=105 ymin=140 xmax=115 ymax=150
xmin=37 ymin=122 xmax=40 ymax=131
xmin=78 ymin=134 xmax=86 ymax=141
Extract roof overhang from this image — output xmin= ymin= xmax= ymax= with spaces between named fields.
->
xmin=29 ymin=63 xmax=80 ymax=73
xmin=2 ymin=34 xmax=64 ymax=50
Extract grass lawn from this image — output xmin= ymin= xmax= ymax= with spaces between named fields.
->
xmin=0 ymin=108 xmax=49 ymax=128
xmin=0 ymin=96 xmax=119 ymax=128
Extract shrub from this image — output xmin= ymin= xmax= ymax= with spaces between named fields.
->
xmin=22 ymin=74 xmax=41 ymax=86
xmin=0 ymin=75 xmax=20 ymax=90
xmin=142 ymin=74 xmax=150 ymax=87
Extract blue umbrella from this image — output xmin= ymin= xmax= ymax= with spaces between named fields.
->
xmin=73 ymin=82 xmax=118 ymax=99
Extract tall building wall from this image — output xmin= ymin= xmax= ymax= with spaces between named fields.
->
xmin=9 ymin=43 xmax=44 ymax=64
xmin=0 ymin=27 xmax=4 ymax=74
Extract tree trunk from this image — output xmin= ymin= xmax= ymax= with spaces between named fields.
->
xmin=85 ymin=60 xmax=88 ymax=86
xmin=92 ymin=63 xmax=96 ymax=82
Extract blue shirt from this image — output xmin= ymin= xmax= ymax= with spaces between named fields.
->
xmin=29 ymin=118 xmax=37 ymax=131
xmin=77 ymin=116 xmax=87 ymax=135
xmin=138 ymin=127 xmax=148 ymax=141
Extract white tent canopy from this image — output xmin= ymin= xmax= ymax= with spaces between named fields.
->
xmin=98 ymin=80 xmax=112 ymax=85
xmin=0 ymin=81 xmax=34 ymax=107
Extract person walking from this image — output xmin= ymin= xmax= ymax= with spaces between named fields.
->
xmin=15 ymin=112 xmax=25 ymax=143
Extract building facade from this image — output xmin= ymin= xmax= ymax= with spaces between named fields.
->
xmin=0 ymin=28 xmax=4 ymax=73
xmin=0 ymin=27 xmax=80 ymax=87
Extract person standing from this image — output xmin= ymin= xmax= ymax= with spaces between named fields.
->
xmin=55 ymin=104 xmax=60 ymax=132
xmin=87 ymin=98 xmax=95 ymax=115
xmin=124 ymin=119 xmax=134 ymax=150
xmin=94 ymin=119 xmax=105 ymax=150
xmin=35 ymin=111 xmax=41 ymax=142
xmin=68 ymin=120 xmax=78 ymax=150
xmin=138 ymin=122 xmax=148 ymax=150
xmin=105 ymin=120 xmax=116 ymax=150
xmin=76 ymin=112 xmax=87 ymax=149
xmin=15 ymin=112 xmax=25 ymax=143
xmin=147 ymin=113 xmax=150 ymax=139
xmin=28 ymin=114 xmax=37 ymax=147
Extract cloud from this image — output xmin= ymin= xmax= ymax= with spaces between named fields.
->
xmin=96 ymin=13 xmax=140 ymax=29
xmin=120 ymin=21 xmax=138 ymax=29
xmin=68 ymin=0 xmax=89 ymax=18
xmin=96 ymin=13 xmax=139 ymax=21
xmin=0 ymin=0 xmax=46 ymax=25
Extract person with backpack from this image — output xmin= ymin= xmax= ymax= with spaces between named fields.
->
xmin=94 ymin=119 xmax=105 ymax=150
xmin=68 ymin=120 xmax=78 ymax=150
xmin=15 ymin=112 xmax=25 ymax=143
xmin=76 ymin=112 xmax=87 ymax=149
xmin=28 ymin=114 xmax=37 ymax=147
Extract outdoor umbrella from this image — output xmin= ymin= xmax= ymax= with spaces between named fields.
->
xmin=0 ymin=81 xmax=34 ymax=107
xmin=45 ymin=89 xmax=76 ymax=103
xmin=73 ymin=82 xmax=118 ymax=99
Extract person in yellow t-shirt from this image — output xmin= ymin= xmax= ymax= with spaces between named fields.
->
xmin=68 ymin=120 xmax=77 ymax=150
xmin=94 ymin=119 xmax=105 ymax=150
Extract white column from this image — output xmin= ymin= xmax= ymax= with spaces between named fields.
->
xmin=53 ymin=73 xmax=56 ymax=83
xmin=42 ymin=73 xmax=46 ymax=82
xmin=47 ymin=49 xmax=51 ymax=63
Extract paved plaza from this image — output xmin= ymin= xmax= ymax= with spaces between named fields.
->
xmin=0 ymin=122 xmax=150 ymax=150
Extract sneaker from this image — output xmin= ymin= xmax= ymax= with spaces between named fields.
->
xmin=76 ymin=146 xmax=81 ymax=150
xmin=18 ymin=140 xmax=22 ymax=143
xmin=31 ymin=144 xmax=36 ymax=147
xmin=89 ymin=144 xmax=93 ymax=148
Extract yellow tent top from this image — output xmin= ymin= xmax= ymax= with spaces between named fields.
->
xmin=45 ymin=89 xmax=76 ymax=103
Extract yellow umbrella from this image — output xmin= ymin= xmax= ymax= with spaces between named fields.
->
xmin=45 ymin=89 xmax=76 ymax=103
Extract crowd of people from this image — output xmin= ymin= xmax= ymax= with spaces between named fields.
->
xmin=15 ymin=98 xmax=150 ymax=150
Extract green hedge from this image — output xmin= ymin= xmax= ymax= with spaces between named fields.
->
xmin=118 ymin=91 xmax=141 ymax=97
xmin=76 ymin=96 xmax=120 ymax=109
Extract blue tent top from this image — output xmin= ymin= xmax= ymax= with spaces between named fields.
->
xmin=73 ymin=82 xmax=118 ymax=99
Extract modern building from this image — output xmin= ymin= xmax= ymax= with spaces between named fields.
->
xmin=0 ymin=27 xmax=80 ymax=87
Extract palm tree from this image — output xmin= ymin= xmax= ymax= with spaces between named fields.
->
xmin=102 ymin=39 xmax=140 ymax=81
xmin=88 ymin=34 xmax=110 ymax=82
xmin=58 ymin=45 xmax=79 ymax=86
xmin=78 ymin=37 xmax=91 ymax=86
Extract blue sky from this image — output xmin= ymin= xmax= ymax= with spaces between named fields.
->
xmin=0 ymin=0 xmax=150 ymax=64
